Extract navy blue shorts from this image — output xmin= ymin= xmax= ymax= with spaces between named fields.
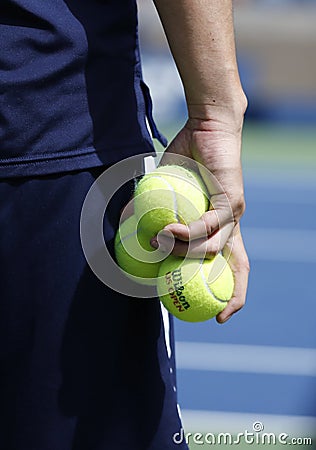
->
xmin=0 ymin=168 xmax=188 ymax=450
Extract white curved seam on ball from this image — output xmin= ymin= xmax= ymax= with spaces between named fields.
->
xmin=199 ymin=259 xmax=228 ymax=304
xmin=119 ymin=230 xmax=151 ymax=265
xmin=119 ymin=230 xmax=143 ymax=259
xmin=146 ymin=175 xmax=180 ymax=223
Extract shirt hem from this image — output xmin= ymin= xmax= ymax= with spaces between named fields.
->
xmin=0 ymin=142 xmax=156 ymax=179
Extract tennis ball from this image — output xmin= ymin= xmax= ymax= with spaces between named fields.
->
xmin=134 ymin=165 xmax=209 ymax=238
xmin=114 ymin=215 xmax=162 ymax=284
xmin=157 ymin=254 xmax=234 ymax=322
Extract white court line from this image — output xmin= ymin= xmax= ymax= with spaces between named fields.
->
xmin=242 ymin=227 xmax=316 ymax=262
xmin=175 ymin=342 xmax=316 ymax=376
xmin=181 ymin=409 xmax=316 ymax=436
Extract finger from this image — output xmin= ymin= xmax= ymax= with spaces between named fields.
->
xmin=198 ymin=161 xmax=246 ymax=222
xmin=156 ymin=235 xmax=209 ymax=258
xmin=153 ymin=223 xmax=232 ymax=258
xmin=208 ymin=192 xmax=235 ymax=229
xmin=157 ymin=221 xmax=233 ymax=257
xmin=216 ymin=228 xmax=250 ymax=323
xmin=216 ymin=269 xmax=248 ymax=323
xmin=162 ymin=218 xmax=208 ymax=242
xmin=163 ymin=207 xmax=233 ymax=244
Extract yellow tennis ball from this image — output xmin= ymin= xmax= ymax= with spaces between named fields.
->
xmin=157 ymin=254 xmax=234 ymax=322
xmin=134 ymin=165 xmax=209 ymax=238
xmin=114 ymin=215 xmax=162 ymax=284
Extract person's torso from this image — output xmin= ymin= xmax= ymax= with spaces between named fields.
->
xmin=0 ymin=0 xmax=163 ymax=177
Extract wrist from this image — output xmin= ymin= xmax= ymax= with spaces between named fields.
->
xmin=186 ymin=90 xmax=248 ymax=132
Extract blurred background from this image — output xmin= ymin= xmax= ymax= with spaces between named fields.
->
xmin=137 ymin=0 xmax=316 ymax=447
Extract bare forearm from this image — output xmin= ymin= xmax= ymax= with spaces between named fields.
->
xmin=152 ymin=1 xmax=249 ymax=320
xmin=153 ymin=0 xmax=246 ymax=120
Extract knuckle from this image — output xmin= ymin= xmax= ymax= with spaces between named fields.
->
xmin=234 ymin=251 xmax=250 ymax=273
xmin=205 ymin=242 xmax=220 ymax=258
xmin=201 ymin=213 xmax=216 ymax=236
xmin=231 ymin=296 xmax=245 ymax=311
xmin=244 ymin=257 xmax=251 ymax=273
xmin=233 ymin=194 xmax=246 ymax=219
xmin=238 ymin=257 xmax=250 ymax=274
xmin=240 ymin=254 xmax=251 ymax=273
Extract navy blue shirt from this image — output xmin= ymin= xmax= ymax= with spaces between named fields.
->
xmin=0 ymin=0 xmax=165 ymax=177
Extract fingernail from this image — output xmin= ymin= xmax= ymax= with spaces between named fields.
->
xmin=150 ymin=238 xmax=158 ymax=249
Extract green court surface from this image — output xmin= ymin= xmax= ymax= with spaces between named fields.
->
xmin=155 ymin=122 xmax=316 ymax=170
xmin=241 ymin=123 xmax=316 ymax=169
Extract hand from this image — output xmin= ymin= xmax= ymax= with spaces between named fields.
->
xmin=154 ymin=223 xmax=250 ymax=324
xmin=217 ymin=225 xmax=249 ymax=323
xmin=159 ymin=109 xmax=246 ymax=252
xmin=155 ymin=108 xmax=249 ymax=321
